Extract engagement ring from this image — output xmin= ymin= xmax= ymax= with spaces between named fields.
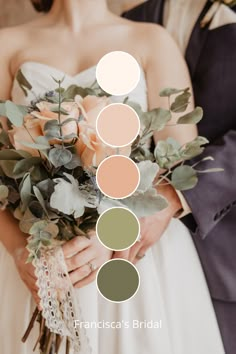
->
xmin=88 ymin=262 xmax=97 ymax=272
xmin=136 ymin=253 xmax=145 ymax=260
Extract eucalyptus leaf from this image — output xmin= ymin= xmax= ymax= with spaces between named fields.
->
xmin=64 ymin=154 xmax=82 ymax=169
xmin=19 ymin=208 xmax=40 ymax=234
xmin=16 ymin=69 xmax=32 ymax=96
xmin=43 ymin=119 xmax=60 ymax=138
xmin=177 ymin=107 xmax=203 ymax=124
xmin=170 ymin=92 xmax=191 ymax=113
xmin=20 ymin=173 xmax=31 ymax=213
xmin=0 ymin=149 xmax=31 ymax=160
xmin=0 ymin=185 xmax=9 ymax=200
xmin=191 ymin=136 xmax=209 ymax=146
xmin=0 ymin=160 xmax=24 ymax=178
xmin=122 ymin=190 xmax=168 ymax=217
xmin=159 ymin=87 xmax=187 ymax=97
xmin=171 ymin=165 xmax=198 ymax=191
xmin=49 ymin=147 xmax=72 ymax=167
xmin=33 ymin=186 xmax=49 ymax=216
xmin=36 ymin=179 xmax=54 ymax=197
xmin=0 ymin=128 xmax=10 ymax=145
xmin=137 ymin=161 xmax=159 ymax=192
xmin=63 ymin=85 xmax=88 ymax=99
xmin=13 ymin=157 xmax=41 ymax=174
xmin=147 ymin=108 xmax=171 ymax=131
xmin=0 ymin=102 xmax=6 ymax=116
xmin=20 ymin=141 xmax=50 ymax=150
xmin=5 ymin=101 xmax=28 ymax=127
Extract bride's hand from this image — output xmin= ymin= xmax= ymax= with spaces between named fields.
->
xmin=13 ymin=247 xmax=40 ymax=307
xmin=113 ymin=184 xmax=182 ymax=264
xmin=62 ymin=232 xmax=112 ymax=288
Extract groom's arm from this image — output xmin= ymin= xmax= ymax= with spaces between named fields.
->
xmin=181 ymin=130 xmax=236 ymax=239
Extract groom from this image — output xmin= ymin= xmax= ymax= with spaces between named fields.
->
xmin=122 ymin=1 xmax=236 ymax=353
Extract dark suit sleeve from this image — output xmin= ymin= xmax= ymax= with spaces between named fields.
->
xmin=182 ymin=130 xmax=236 ymax=239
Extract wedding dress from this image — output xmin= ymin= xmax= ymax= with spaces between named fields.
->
xmin=0 ymin=61 xmax=225 ymax=354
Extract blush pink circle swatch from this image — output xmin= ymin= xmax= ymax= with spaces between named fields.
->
xmin=96 ymin=103 xmax=140 ymax=147
xmin=96 ymin=155 xmax=140 ymax=199
xmin=96 ymin=51 xmax=141 ymax=96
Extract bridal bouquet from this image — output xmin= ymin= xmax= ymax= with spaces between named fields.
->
xmin=0 ymin=74 xmax=220 ymax=353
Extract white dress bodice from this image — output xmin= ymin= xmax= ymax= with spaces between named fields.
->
xmin=11 ymin=61 xmax=148 ymax=111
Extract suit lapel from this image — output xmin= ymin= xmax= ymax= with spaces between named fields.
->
xmin=185 ymin=1 xmax=212 ymax=77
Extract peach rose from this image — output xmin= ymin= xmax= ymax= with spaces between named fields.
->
xmin=74 ymin=95 xmax=131 ymax=167
xmin=75 ymin=95 xmax=110 ymax=128
xmin=76 ymin=123 xmax=131 ymax=167
xmin=32 ymin=101 xmax=79 ymax=139
xmin=8 ymin=115 xmax=43 ymax=156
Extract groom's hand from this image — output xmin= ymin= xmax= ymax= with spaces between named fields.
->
xmin=113 ymin=183 xmax=182 ymax=264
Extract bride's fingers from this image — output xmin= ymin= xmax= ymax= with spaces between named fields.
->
xmin=65 ymin=247 xmax=95 ymax=272
xmin=132 ymin=246 xmax=147 ymax=265
xmin=112 ymin=249 xmax=130 ymax=260
xmin=74 ymin=269 xmax=98 ymax=289
xmin=128 ymin=242 xmax=143 ymax=264
xmin=62 ymin=236 xmax=91 ymax=258
xmin=69 ymin=263 xmax=91 ymax=285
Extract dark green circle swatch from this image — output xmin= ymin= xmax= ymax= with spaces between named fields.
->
xmin=96 ymin=207 xmax=140 ymax=251
xmin=97 ymin=259 xmax=140 ymax=302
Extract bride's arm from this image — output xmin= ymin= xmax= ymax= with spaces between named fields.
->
xmin=114 ymin=25 xmax=196 ymax=263
xmin=144 ymin=25 xmax=197 ymax=145
xmin=0 ymin=30 xmax=28 ymax=256
xmin=0 ymin=29 xmax=40 ymax=304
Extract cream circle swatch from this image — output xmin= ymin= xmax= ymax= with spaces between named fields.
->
xmin=96 ymin=155 xmax=140 ymax=199
xmin=96 ymin=259 xmax=140 ymax=302
xmin=96 ymin=103 xmax=140 ymax=147
xmin=96 ymin=51 xmax=141 ymax=95
xmin=96 ymin=207 xmax=140 ymax=251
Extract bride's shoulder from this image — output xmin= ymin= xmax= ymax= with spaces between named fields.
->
xmin=131 ymin=22 xmax=176 ymax=47
xmin=0 ymin=16 xmax=43 ymax=47
xmin=126 ymin=21 xmax=179 ymax=67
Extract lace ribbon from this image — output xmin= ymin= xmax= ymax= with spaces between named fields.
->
xmin=33 ymin=245 xmax=92 ymax=354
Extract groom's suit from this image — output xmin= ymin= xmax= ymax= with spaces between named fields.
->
xmin=123 ymin=1 xmax=236 ymax=353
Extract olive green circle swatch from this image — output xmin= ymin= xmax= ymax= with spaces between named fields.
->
xmin=96 ymin=207 xmax=140 ymax=251
xmin=97 ymin=259 xmax=140 ymax=302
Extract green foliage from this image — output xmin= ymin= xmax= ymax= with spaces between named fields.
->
xmin=0 ymin=185 xmax=9 ymax=200
xmin=20 ymin=173 xmax=32 ymax=213
xmin=171 ymin=165 xmax=198 ymax=191
xmin=49 ymin=147 xmax=72 ymax=167
xmin=171 ymin=90 xmax=191 ymax=113
xmin=4 ymin=101 xmax=28 ymax=127
xmin=177 ymin=107 xmax=203 ymax=124
xmin=16 ymin=69 xmax=32 ymax=96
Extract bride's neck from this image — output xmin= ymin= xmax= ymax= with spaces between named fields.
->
xmin=48 ymin=0 xmax=110 ymax=31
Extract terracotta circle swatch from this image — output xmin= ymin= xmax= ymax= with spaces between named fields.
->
xmin=96 ymin=155 xmax=140 ymax=199
xmin=96 ymin=103 xmax=140 ymax=147
xmin=96 ymin=207 xmax=140 ymax=251
xmin=96 ymin=51 xmax=141 ymax=95
xmin=97 ymin=259 xmax=140 ymax=302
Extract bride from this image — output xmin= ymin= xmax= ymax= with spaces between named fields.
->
xmin=0 ymin=0 xmax=225 ymax=353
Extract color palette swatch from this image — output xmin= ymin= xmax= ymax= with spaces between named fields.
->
xmin=96 ymin=155 xmax=140 ymax=199
xmin=94 ymin=51 xmax=142 ymax=302
xmin=96 ymin=103 xmax=140 ymax=147
xmin=96 ymin=51 xmax=140 ymax=96
xmin=96 ymin=259 xmax=140 ymax=302
xmin=96 ymin=207 xmax=140 ymax=251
